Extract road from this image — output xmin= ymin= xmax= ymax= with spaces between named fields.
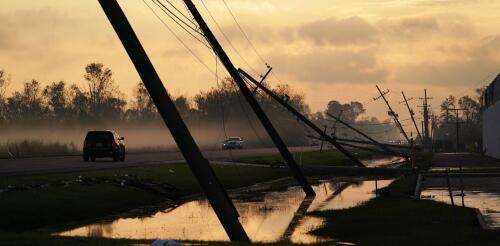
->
xmin=0 ymin=146 xmax=319 ymax=177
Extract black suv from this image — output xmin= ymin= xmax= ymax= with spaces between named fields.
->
xmin=83 ymin=130 xmax=125 ymax=162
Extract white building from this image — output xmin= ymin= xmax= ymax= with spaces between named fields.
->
xmin=483 ymin=74 xmax=500 ymax=159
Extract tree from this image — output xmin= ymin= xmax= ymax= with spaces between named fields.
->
xmin=0 ymin=69 xmax=9 ymax=123
xmin=6 ymin=80 xmax=46 ymax=123
xmin=43 ymin=81 xmax=68 ymax=121
xmin=83 ymin=63 xmax=116 ymax=117
xmin=325 ymin=100 xmax=365 ymax=123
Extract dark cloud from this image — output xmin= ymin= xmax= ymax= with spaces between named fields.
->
xmin=298 ymin=17 xmax=378 ymax=46
xmin=268 ymin=48 xmax=388 ymax=84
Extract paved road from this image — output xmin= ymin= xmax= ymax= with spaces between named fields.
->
xmin=0 ymin=146 xmax=319 ymax=176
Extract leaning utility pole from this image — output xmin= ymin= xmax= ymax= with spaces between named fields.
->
xmin=239 ymin=69 xmax=366 ymax=167
xmin=446 ymin=108 xmax=467 ymax=152
xmin=374 ymin=85 xmax=410 ymax=142
xmin=183 ymin=0 xmax=315 ymax=196
xmin=98 ymin=0 xmax=249 ymax=241
xmin=400 ymin=91 xmax=422 ymax=142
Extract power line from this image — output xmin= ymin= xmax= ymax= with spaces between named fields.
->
xmin=151 ymin=0 xmax=209 ymax=47
xmin=221 ymin=0 xmax=267 ymax=65
xmin=143 ymin=0 xmax=216 ymax=76
xmin=198 ymin=0 xmax=260 ymax=76
xmin=160 ymin=0 xmax=197 ymax=26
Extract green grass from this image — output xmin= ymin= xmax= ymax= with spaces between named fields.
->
xmin=0 ymin=140 xmax=79 ymax=159
xmin=308 ymin=174 xmax=500 ymax=246
xmin=0 ymin=163 xmax=290 ymax=233
xmin=237 ymin=149 xmax=373 ymax=166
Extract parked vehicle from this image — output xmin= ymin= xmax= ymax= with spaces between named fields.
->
xmin=222 ymin=137 xmax=243 ymax=150
xmin=83 ymin=130 xmax=125 ymax=162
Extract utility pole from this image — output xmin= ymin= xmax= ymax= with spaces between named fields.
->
xmin=400 ymin=91 xmax=422 ymax=143
xmin=374 ymin=85 xmax=410 ymax=143
xmin=446 ymin=108 xmax=467 ymax=152
xmin=98 ymin=0 xmax=248 ymax=241
xmin=419 ymin=89 xmax=432 ymax=149
xmin=239 ymin=69 xmax=366 ymax=167
xmin=183 ymin=0 xmax=315 ymax=196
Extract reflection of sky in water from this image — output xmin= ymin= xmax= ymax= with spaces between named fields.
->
xmin=421 ymin=189 xmax=500 ymax=229
xmin=60 ymin=179 xmax=392 ymax=243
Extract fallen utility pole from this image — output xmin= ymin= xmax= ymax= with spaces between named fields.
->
xmin=239 ymin=69 xmax=365 ymax=167
xmin=307 ymin=135 xmax=401 ymax=156
xmin=400 ymin=91 xmax=422 ymax=142
xmin=335 ymin=137 xmax=417 ymax=150
xmin=326 ymin=112 xmax=403 ymax=157
xmin=98 ymin=0 xmax=249 ymax=241
xmin=183 ymin=0 xmax=315 ymax=197
xmin=374 ymin=85 xmax=410 ymax=142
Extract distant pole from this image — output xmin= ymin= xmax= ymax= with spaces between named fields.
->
xmin=320 ymin=125 xmax=327 ymax=152
xmin=446 ymin=108 xmax=466 ymax=153
xmin=401 ymin=91 xmax=422 ymax=142
xmin=419 ymin=89 xmax=433 ymax=149
xmin=374 ymin=85 xmax=410 ymax=143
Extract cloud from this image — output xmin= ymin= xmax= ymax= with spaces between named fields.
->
xmin=381 ymin=15 xmax=475 ymax=40
xmin=298 ymin=17 xmax=378 ymax=46
xmin=268 ymin=48 xmax=388 ymax=84
xmin=393 ymin=35 xmax=500 ymax=86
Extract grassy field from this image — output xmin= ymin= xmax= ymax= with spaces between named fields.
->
xmin=0 ymin=140 xmax=79 ymax=159
xmin=237 ymin=149 xmax=374 ymax=166
xmin=308 ymin=174 xmax=500 ymax=246
xmin=0 ymin=163 xmax=291 ymax=233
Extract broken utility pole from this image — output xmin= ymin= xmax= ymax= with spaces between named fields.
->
xmin=98 ymin=0 xmax=249 ymax=241
xmin=238 ymin=69 xmax=366 ymax=167
xmin=326 ymin=112 xmax=406 ymax=158
xmin=183 ymin=0 xmax=315 ymax=196
xmin=400 ymin=91 xmax=422 ymax=142
xmin=374 ymin=85 xmax=410 ymax=143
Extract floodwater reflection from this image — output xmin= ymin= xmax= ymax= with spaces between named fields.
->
xmin=60 ymin=179 xmax=392 ymax=243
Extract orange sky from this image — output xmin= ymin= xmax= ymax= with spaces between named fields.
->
xmin=1 ymin=0 xmax=499 ymax=134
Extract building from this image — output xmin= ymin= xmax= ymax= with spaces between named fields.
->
xmin=483 ymin=73 xmax=500 ymax=158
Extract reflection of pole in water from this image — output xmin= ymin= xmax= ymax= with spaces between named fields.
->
xmin=280 ymin=196 xmax=315 ymax=242
xmin=316 ymin=182 xmax=352 ymax=211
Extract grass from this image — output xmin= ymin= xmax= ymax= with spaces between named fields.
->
xmin=0 ymin=163 xmax=290 ymax=233
xmin=308 ymin=174 xmax=500 ymax=246
xmin=237 ymin=149 xmax=373 ymax=166
xmin=0 ymin=140 xmax=79 ymax=159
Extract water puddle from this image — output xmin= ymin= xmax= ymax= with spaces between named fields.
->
xmin=421 ymin=189 xmax=500 ymax=229
xmin=59 ymin=179 xmax=392 ymax=243
xmin=363 ymin=156 xmax=404 ymax=167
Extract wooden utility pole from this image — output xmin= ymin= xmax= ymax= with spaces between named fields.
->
xmin=446 ymin=108 xmax=467 ymax=152
xmin=400 ymin=91 xmax=422 ymax=142
xmin=374 ymin=85 xmax=410 ymax=143
xmin=183 ymin=0 xmax=315 ymax=196
xmin=239 ymin=69 xmax=366 ymax=167
xmin=419 ymin=89 xmax=433 ymax=149
xmin=98 ymin=0 xmax=249 ymax=241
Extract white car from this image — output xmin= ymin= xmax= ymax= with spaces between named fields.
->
xmin=222 ymin=137 xmax=243 ymax=150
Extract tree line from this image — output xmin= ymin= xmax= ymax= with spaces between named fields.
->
xmin=2 ymin=63 xmax=380 ymax=147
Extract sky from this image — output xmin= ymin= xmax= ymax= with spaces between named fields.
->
xmin=1 ymin=0 xmax=499 ymax=134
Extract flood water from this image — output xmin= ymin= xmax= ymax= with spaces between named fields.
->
xmin=59 ymin=179 xmax=393 ymax=243
xmin=421 ymin=188 xmax=500 ymax=229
